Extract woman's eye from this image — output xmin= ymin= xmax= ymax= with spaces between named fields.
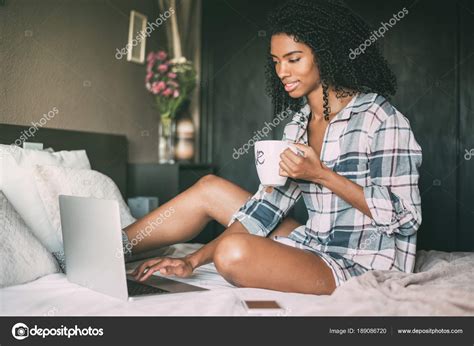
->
xmin=272 ymin=60 xmax=278 ymax=65
xmin=289 ymin=58 xmax=301 ymax=63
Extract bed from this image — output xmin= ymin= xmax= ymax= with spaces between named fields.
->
xmin=1 ymin=124 xmax=473 ymax=316
xmin=0 ymin=244 xmax=473 ymax=316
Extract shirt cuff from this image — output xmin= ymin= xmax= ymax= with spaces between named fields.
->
xmin=363 ymin=185 xmax=411 ymax=236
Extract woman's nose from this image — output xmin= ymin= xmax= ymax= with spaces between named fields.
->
xmin=276 ymin=62 xmax=290 ymax=80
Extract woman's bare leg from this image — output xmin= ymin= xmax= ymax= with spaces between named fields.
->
xmin=127 ymin=175 xmax=336 ymax=294
xmin=213 ymin=233 xmax=337 ymax=295
xmin=124 ymin=174 xmax=302 ymax=254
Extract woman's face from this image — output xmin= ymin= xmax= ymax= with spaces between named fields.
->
xmin=270 ymin=33 xmax=321 ymax=98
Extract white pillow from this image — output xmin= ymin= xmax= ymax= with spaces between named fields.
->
xmin=32 ymin=164 xmax=136 ymax=252
xmin=0 ymin=145 xmax=91 ymax=253
xmin=0 ymin=192 xmax=60 ymax=287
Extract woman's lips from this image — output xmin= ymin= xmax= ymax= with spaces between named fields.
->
xmin=284 ymin=81 xmax=300 ymax=92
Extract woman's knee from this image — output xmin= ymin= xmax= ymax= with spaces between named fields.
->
xmin=213 ymin=234 xmax=251 ymax=279
xmin=195 ymin=174 xmax=234 ymax=200
xmin=196 ymin=174 xmax=221 ymax=190
xmin=194 ymin=174 xmax=223 ymax=206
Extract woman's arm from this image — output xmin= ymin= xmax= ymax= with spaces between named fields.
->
xmin=314 ymin=167 xmax=372 ymax=218
xmin=360 ymin=113 xmax=422 ymax=236
xmin=280 ymin=144 xmax=371 ymax=217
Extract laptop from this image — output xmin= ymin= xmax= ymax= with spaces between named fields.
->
xmin=58 ymin=195 xmax=207 ymax=301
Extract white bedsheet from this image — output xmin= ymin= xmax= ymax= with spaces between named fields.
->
xmin=1 ymin=244 xmax=473 ymax=316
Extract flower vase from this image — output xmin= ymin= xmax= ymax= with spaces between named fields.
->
xmin=158 ymin=116 xmax=176 ymax=163
xmin=175 ymin=117 xmax=195 ymax=162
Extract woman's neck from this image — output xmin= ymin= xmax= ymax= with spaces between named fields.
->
xmin=306 ymin=85 xmax=355 ymax=122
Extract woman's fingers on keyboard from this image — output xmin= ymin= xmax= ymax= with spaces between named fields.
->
xmin=138 ymin=258 xmax=173 ymax=281
xmin=157 ymin=259 xmax=192 ymax=277
xmin=135 ymin=258 xmax=191 ymax=281
xmin=133 ymin=258 xmax=162 ymax=279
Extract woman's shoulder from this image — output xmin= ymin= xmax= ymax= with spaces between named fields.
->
xmin=353 ymin=92 xmax=396 ymax=118
xmin=353 ymin=92 xmax=412 ymax=133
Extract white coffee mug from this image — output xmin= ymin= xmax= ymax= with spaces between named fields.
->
xmin=254 ymin=140 xmax=298 ymax=187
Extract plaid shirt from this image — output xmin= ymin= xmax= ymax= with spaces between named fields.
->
xmin=228 ymin=92 xmax=422 ymax=273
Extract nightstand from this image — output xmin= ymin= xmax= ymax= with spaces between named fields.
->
xmin=127 ymin=163 xmax=221 ymax=244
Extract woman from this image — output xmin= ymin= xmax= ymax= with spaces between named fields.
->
xmin=129 ymin=0 xmax=422 ymax=295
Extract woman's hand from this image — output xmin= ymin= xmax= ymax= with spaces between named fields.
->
xmin=132 ymin=256 xmax=194 ymax=282
xmin=279 ymin=143 xmax=327 ymax=183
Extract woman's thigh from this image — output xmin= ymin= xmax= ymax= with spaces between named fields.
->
xmin=213 ymin=233 xmax=336 ymax=295
xmin=197 ymin=174 xmax=252 ymax=227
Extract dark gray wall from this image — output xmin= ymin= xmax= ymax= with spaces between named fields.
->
xmin=0 ymin=0 xmax=166 ymax=163
xmin=201 ymin=0 xmax=474 ymax=251
xmin=459 ymin=0 xmax=474 ymax=251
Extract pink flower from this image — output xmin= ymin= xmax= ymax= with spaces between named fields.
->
xmin=167 ymin=72 xmax=177 ymax=79
xmin=146 ymin=61 xmax=154 ymax=73
xmin=151 ymin=81 xmax=166 ymax=95
xmin=162 ymin=88 xmax=173 ymax=97
xmin=173 ymin=90 xmax=180 ymax=98
xmin=157 ymin=51 xmax=167 ymax=60
xmin=145 ymin=72 xmax=153 ymax=82
xmin=146 ymin=52 xmax=156 ymax=62
xmin=158 ymin=64 xmax=169 ymax=73
xmin=157 ymin=81 xmax=166 ymax=91
xmin=150 ymin=83 xmax=160 ymax=95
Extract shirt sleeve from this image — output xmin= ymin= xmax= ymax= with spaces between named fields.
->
xmin=227 ymin=178 xmax=302 ymax=237
xmin=363 ymin=112 xmax=423 ymax=237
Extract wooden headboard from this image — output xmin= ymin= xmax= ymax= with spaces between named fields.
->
xmin=0 ymin=124 xmax=128 ymax=197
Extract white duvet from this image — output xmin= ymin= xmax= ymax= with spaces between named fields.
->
xmin=1 ymin=244 xmax=473 ymax=316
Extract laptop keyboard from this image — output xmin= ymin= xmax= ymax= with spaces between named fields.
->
xmin=127 ymin=279 xmax=169 ymax=296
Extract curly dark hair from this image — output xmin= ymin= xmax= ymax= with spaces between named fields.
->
xmin=265 ymin=0 xmax=397 ymax=120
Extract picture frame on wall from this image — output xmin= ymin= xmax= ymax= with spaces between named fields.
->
xmin=127 ymin=10 xmax=147 ymax=64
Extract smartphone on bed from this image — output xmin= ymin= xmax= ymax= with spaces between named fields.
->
xmin=241 ymin=300 xmax=286 ymax=316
